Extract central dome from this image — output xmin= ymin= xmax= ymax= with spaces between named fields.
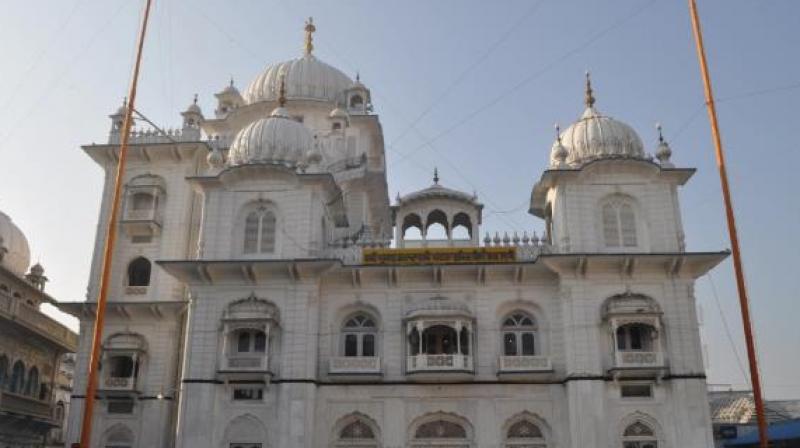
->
xmin=553 ymin=106 xmax=645 ymax=166
xmin=551 ymin=75 xmax=645 ymax=167
xmin=243 ymin=55 xmax=353 ymax=105
xmin=228 ymin=106 xmax=315 ymax=167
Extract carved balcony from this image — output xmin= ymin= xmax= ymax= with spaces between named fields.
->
xmin=328 ymin=356 xmax=382 ymax=379
xmin=610 ymin=351 xmax=667 ymax=379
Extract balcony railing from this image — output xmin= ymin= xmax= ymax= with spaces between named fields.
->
xmin=0 ymin=391 xmax=52 ymax=420
xmin=498 ymin=355 xmax=552 ymax=373
xmin=121 ymin=207 xmax=162 ymax=237
xmin=222 ymin=354 xmax=269 ymax=371
xmin=0 ymin=296 xmax=78 ymax=350
xmin=329 ymin=356 xmax=382 ymax=375
xmin=407 ymin=354 xmax=473 ymax=372
xmin=102 ymin=375 xmax=137 ymax=392
xmin=614 ymin=351 xmax=664 ymax=369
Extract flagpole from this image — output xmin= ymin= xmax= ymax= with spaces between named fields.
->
xmin=687 ymin=1 xmax=769 ymax=447
xmin=78 ymin=0 xmax=153 ymax=446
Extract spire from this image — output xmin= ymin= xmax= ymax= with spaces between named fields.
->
xmin=304 ymin=17 xmax=316 ymax=56
xmin=655 ymin=122 xmax=673 ymax=167
xmin=584 ymin=71 xmax=596 ymax=108
xmin=433 ymin=167 xmax=439 ymax=185
xmin=278 ymin=74 xmax=287 ymax=107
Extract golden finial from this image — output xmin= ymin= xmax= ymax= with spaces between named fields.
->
xmin=278 ymin=74 xmax=287 ymax=107
xmin=584 ymin=71 xmax=596 ymax=108
xmin=304 ymin=17 xmax=316 ymax=56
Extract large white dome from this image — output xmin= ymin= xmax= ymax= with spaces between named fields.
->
xmin=228 ymin=107 xmax=315 ymax=167
xmin=0 ymin=210 xmax=31 ymax=277
xmin=243 ymin=55 xmax=353 ymax=105
xmin=552 ymin=106 xmax=645 ymax=167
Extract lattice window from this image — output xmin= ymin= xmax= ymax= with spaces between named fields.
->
xmin=622 ymin=421 xmax=658 ymax=448
xmin=506 ymin=418 xmax=547 ymax=447
xmin=340 ymin=420 xmax=376 ymax=439
xmin=342 ymin=314 xmax=377 ymax=357
xmin=602 ymin=199 xmax=638 ymax=248
xmin=243 ymin=207 xmax=277 ymax=254
xmin=415 ymin=420 xmax=467 ymax=439
xmin=502 ymin=312 xmax=537 ymax=356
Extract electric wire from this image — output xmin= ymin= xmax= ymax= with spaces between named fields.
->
xmin=387 ymin=0 xmax=546 ymax=149
xmin=0 ymin=0 xmax=88 ymax=114
xmin=707 ymin=272 xmax=750 ymax=386
xmin=0 ymin=1 xmax=132 ymax=146
xmin=389 ymin=0 xmax=658 ymax=167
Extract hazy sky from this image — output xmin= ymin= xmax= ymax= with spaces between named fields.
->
xmin=0 ymin=0 xmax=798 ymax=399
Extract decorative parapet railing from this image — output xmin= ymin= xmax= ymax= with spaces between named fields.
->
xmin=101 ymin=375 xmax=137 ymax=392
xmin=498 ymin=355 xmax=553 ymax=373
xmin=0 ymin=294 xmax=78 ymax=350
xmin=328 ymin=356 xmax=382 ymax=375
xmin=222 ymin=354 xmax=269 ymax=371
xmin=0 ymin=391 xmax=52 ymax=420
xmin=614 ymin=351 xmax=664 ymax=369
xmin=407 ymin=354 xmax=473 ymax=373
xmin=482 ymin=231 xmax=552 ymax=261
xmin=108 ymin=127 xmax=202 ymax=145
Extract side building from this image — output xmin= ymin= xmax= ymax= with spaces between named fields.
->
xmin=61 ymin=20 xmax=726 ymax=448
xmin=0 ymin=211 xmax=79 ymax=447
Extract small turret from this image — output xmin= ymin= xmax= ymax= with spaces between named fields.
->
xmin=655 ymin=123 xmax=674 ymax=168
xmin=345 ymin=72 xmax=372 ymax=114
xmin=25 ymin=262 xmax=48 ymax=291
xmin=181 ymin=94 xmax=204 ymax=129
xmin=214 ymin=78 xmax=243 ymax=119
xmin=109 ymin=97 xmax=127 ymax=137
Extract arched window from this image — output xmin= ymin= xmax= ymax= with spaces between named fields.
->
xmin=235 ymin=330 xmax=267 ymax=354
xmin=336 ymin=415 xmax=379 ymax=447
xmin=342 ymin=314 xmax=377 ymax=357
xmin=403 ymin=214 xmax=424 ymax=241
xmin=412 ymin=417 xmax=471 ymax=447
xmin=426 ymin=210 xmax=449 ymax=240
xmin=0 ymin=355 xmax=8 ymax=390
xmin=127 ymin=257 xmax=151 ymax=287
xmin=243 ymin=206 xmax=277 ymax=254
xmin=131 ymin=192 xmax=155 ymax=211
xmin=109 ymin=355 xmax=136 ymax=378
xmin=505 ymin=418 xmax=546 ymax=447
xmin=602 ymin=199 xmax=638 ymax=248
xmin=622 ymin=421 xmax=658 ymax=448
xmin=350 ymin=95 xmax=363 ymax=108
xmin=502 ymin=312 xmax=537 ymax=356
xmin=103 ymin=423 xmax=134 ymax=448
xmin=25 ymin=366 xmax=39 ymax=397
xmin=616 ymin=324 xmax=655 ymax=351
xmin=9 ymin=360 xmax=25 ymax=393
xmin=451 ymin=212 xmax=472 ymax=240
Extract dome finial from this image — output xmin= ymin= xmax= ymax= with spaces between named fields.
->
xmin=656 ymin=122 xmax=664 ymax=143
xmin=193 ymin=93 xmax=198 ymax=105
xmin=433 ymin=167 xmax=439 ymax=185
xmin=584 ymin=71 xmax=596 ymax=108
xmin=304 ymin=17 xmax=316 ymax=56
xmin=278 ymin=74 xmax=287 ymax=107
xmin=555 ymin=122 xmax=562 ymax=144
xmin=230 ymin=77 xmax=235 ymax=87
xmin=655 ymin=122 xmax=673 ymax=166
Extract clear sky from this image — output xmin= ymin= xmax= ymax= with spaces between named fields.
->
xmin=0 ymin=0 xmax=798 ymax=399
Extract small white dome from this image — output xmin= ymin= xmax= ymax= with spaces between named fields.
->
xmin=553 ymin=106 xmax=645 ymax=167
xmin=227 ymin=107 xmax=315 ymax=167
xmin=243 ymin=55 xmax=353 ymax=105
xmin=0 ymin=210 xmax=31 ymax=277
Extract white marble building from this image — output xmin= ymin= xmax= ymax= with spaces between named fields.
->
xmin=61 ymin=19 xmax=726 ymax=448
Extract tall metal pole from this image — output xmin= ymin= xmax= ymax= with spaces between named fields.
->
xmin=78 ymin=0 xmax=153 ymax=446
xmin=687 ymin=1 xmax=769 ymax=447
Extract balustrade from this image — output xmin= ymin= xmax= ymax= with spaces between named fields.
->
xmin=223 ymin=354 xmax=269 ymax=371
xmin=498 ymin=355 xmax=552 ymax=372
xmin=614 ymin=351 xmax=664 ymax=369
xmin=407 ymin=354 xmax=473 ymax=372
xmin=329 ymin=356 xmax=381 ymax=374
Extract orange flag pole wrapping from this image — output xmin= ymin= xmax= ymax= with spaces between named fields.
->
xmin=687 ymin=1 xmax=769 ymax=447
xmin=78 ymin=0 xmax=153 ymax=446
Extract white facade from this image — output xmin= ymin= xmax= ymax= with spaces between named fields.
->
xmin=61 ymin=21 xmax=725 ymax=448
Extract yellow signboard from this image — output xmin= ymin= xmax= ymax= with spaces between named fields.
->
xmin=362 ymin=246 xmax=516 ymax=266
